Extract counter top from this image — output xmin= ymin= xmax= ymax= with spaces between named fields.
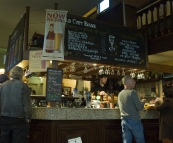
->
xmin=32 ymin=107 xmax=159 ymax=120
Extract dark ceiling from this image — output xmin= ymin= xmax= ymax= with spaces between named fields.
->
xmin=2 ymin=0 xmax=172 ymax=78
xmin=0 ymin=0 xmax=152 ymax=49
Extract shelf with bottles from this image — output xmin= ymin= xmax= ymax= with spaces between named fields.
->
xmin=135 ymin=71 xmax=162 ymax=83
xmin=29 ymin=32 xmax=44 ymax=48
xmin=91 ymin=91 xmax=118 ymax=107
xmin=136 ymin=78 xmax=161 ymax=83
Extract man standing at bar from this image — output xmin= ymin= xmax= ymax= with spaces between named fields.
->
xmin=0 ymin=66 xmax=32 ymax=143
xmin=118 ymin=75 xmax=146 ymax=143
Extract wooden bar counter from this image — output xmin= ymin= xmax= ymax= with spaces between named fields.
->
xmin=30 ymin=107 xmax=160 ymax=143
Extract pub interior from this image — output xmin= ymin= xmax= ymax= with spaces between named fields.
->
xmin=1 ymin=0 xmax=173 ymax=142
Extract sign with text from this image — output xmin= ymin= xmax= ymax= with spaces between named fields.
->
xmin=42 ymin=9 xmax=68 ymax=61
xmin=29 ymin=50 xmax=49 ymax=72
xmin=5 ymin=14 xmax=26 ymax=73
xmin=64 ymin=15 xmax=148 ymax=68
xmin=46 ymin=68 xmax=62 ymax=102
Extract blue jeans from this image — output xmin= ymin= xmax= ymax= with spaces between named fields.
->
xmin=121 ymin=118 xmax=145 ymax=143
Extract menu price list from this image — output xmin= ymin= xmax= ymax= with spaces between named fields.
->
xmin=64 ymin=15 xmax=147 ymax=68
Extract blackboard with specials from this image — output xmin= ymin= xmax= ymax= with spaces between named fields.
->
xmin=46 ymin=68 xmax=62 ymax=102
xmin=64 ymin=14 xmax=148 ymax=68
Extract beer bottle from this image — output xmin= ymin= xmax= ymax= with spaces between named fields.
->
xmin=96 ymin=91 xmax=101 ymax=101
xmin=45 ymin=23 xmax=55 ymax=53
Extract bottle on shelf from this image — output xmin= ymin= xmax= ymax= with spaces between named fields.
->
xmin=96 ymin=91 xmax=101 ymax=101
xmin=45 ymin=23 xmax=55 ymax=53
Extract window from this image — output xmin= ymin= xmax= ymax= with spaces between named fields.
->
xmin=98 ymin=0 xmax=109 ymax=13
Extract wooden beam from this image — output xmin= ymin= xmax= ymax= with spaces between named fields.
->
xmin=149 ymin=63 xmax=173 ymax=73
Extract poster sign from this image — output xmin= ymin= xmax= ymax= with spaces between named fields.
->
xmin=42 ymin=9 xmax=68 ymax=61
xmin=29 ymin=50 xmax=49 ymax=72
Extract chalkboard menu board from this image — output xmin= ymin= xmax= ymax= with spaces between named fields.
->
xmin=5 ymin=13 xmax=26 ymax=73
xmin=46 ymin=68 xmax=62 ymax=102
xmin=64 ymin=14 xmax=148 ymax=68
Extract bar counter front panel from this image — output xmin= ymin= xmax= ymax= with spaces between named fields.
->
xmin=29 ymin=108 xmax=161 ymax=143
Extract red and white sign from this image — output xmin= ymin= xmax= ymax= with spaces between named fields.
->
xmin=42 ymin=9 xmax=68 ymax=61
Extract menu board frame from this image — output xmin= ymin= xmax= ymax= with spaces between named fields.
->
xmin=64 ymin=14 xmax=148 ymax=69
xmin=46 ymin=68 xmax=63 ymax=102
xmin=5 ymin=13 xmax=26 ymax=73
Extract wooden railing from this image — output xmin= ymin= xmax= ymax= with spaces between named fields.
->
xmin=137 ymin=0 xmax=173 ymax=40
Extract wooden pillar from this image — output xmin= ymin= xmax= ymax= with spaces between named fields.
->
xmin=169 ymin=0 xmax=173 ymax=32
xmin=145 ymin=11 xmax=149 ymax=39
xmin=140 ymin=14 xmax=143 ymax=29
xmin=48 ymin=3 xmax=59 ymax=107
xmin=151 ymin=8 xmax=154 ymax=39
xmin=163 ymin=1 xmax=167 ymax=35
xmin=157 ymin=5 xmax=160 ymax=37
xmin=25 ymin=6 xmax=30 ymax=51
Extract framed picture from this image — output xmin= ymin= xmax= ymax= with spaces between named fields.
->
xmin=63 ymin=86 xmax=71 ymax=96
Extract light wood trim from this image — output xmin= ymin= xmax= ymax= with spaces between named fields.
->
xmin=149 ymin=63 xmax=173 ymax=73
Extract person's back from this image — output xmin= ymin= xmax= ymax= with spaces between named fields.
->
xmin=0 ymin=79 xmax=32 ymax=119
xmin=155 ymin=88 xmax=173 ymax=142
xmin=0 ymin=66 xmax=32 ymax=143
xmin=118 ymin=75 xmax=145 ymax=143
xmin=118 ymin=89 xmax=144 ymax=121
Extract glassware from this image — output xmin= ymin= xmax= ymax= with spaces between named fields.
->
xmin=117 ymin=68 xmax=120 ymax=75
xmin=85 ymin=91 xmax=91 ymax=108
xmin=109 ymin=35 xmax=115 ymax=51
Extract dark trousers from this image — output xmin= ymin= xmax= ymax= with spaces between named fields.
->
xmin=0 ymin=117 xmax=30 ymax=143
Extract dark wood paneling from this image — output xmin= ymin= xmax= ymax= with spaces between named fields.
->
xmin=29 ymin=120 xmax=52 ymax=143
xmin=102 ymin=120 xmax=122 ymax=143
xmin=29 ymin=119 xmax=161 ymax=143
xmin=148 ymin=33 xmax=173 ymax=55
xmin=96 ymin=4 xmax=137 ymax=28
xmin=142 ymin=119 xmax=161 ymax=143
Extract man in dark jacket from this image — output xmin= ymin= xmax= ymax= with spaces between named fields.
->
xmin=155 ymin=88 xmax=173 ymax=143
xmin=90 ymin=74 xmax=108 ymax=95
xmin=0 ymin=66 xmax=32 ymax=143
xmin=0 ymin=74 xmax=9 ymax=84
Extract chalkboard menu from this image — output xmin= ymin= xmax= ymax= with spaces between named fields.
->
xmin=46 ymin=68 xmax=62 ymax=102
xmin=5 ymin=14 xmax=26 ymax=73
xmin=64 ymin=14 xmax=148 ymax=68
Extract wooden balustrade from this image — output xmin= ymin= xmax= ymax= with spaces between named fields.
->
xmin=135 ymin=0 xmax=173 ymax=55
xmin=137 ymin=0 xmax=173 ymax=40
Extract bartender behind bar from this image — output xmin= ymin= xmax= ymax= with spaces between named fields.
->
xmin=90 ymin=74 xmax=109 ymax=95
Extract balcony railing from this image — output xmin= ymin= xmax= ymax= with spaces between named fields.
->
xmin=137 ymin=0 xmax=173 ymax=40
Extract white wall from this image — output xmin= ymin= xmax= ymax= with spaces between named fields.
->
xmin=28 ymin=77 xmax=44 ymax=95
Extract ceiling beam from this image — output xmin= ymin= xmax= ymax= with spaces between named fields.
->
xmin=149 ymin=63 xmax=173 ymax=73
